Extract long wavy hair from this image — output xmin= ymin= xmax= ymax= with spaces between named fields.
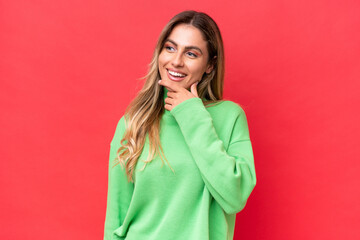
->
xmin=113 ymin=10 xmax=226 ymax=183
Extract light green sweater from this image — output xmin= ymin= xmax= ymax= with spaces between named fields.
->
xmin=104 ymin=86 xmax=256 ymax=240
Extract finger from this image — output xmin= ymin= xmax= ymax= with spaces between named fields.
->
xmin=164 ymin=103 xmax=171 ymax=111
xmin=190 ymin=81 xmax=199 ymax=97
xmin=158 ymin=78 xmax=183 ymax=92
xmin=167 ymin=91 xmax=175 ymax=98
xmin=164 ymin=97 xmax=173 ymax=106
xmin=158 ymin=78 xmax=176 ymax=91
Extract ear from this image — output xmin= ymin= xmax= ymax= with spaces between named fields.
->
xmin=206 ymin=65 xmax=213 ymax=74
xmin=206 ymin=56 xmax=217 ymax=74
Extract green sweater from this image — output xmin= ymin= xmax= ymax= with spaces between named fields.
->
xmin=104 ymin=86 xmax=257 ymax=240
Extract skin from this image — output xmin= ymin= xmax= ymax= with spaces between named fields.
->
xmin=158 ymin=23 xmax=215 ymax=111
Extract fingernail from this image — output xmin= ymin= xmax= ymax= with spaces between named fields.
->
xmin=158 ymin=80 xmax=161 ymax=84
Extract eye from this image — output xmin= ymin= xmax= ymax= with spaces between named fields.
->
xmin=165 ymin=46 xmax=175 ymax=51
xmin=186 ymin=52 xmax=198 ymax=58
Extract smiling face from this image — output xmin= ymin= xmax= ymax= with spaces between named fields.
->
xmin=158 ymin=23 xmax=214 ymax=90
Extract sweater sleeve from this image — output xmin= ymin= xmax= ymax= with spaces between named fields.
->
xmin=170 ymin=97 xmax=257 ymax=215
xmin=103 ymin=116 xmax=134 ymax=240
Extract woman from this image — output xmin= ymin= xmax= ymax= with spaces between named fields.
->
xmin=104 ymin=10 xmax=257 ymax=240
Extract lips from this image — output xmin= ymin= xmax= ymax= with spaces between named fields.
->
xmin=166 ymin=69 xmax=187 ymax=82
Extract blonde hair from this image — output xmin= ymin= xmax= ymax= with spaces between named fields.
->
xmin=113 ymin=10 xmax=226 ymax=183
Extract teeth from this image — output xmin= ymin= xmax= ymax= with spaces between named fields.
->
xmin=168 ymin=70 xmax=186 ymax=77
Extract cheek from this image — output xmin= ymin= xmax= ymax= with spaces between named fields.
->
xmin=158 ymin=54 xmax=163 ymax=66
xmin=158 ymin=54 xmax=167 ymax=77
xmin=158 ymin=51 xmax=170 ymax=65
xmin=188 ymin=63 xmax=206 ymax=77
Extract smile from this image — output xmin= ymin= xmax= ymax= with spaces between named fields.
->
xmin=166 ymin=69 xmax=187 ymax=81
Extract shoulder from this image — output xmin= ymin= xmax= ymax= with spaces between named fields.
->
xmin=206 ymin=99 xmax=246 ymax=118
xmin=114 ymin=116 xmax=126 ymax=132
xmin=111 ymin=115 xmax=128 ymax=145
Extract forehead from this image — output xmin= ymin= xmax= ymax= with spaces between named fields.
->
xmin=167 ymin=24 xmax=208 ymax=50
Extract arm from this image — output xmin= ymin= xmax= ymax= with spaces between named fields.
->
xmin=170 ymin=98 xmax=257 ymax=215
xmin=104 ymin=116 xmax=134 ymax=240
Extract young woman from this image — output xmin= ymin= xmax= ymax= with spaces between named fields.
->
xmin=104 ymin=10 xmax=257 ymax=240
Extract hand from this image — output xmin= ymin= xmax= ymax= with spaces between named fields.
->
xmin=158 ymin=78 xmax=200 ymax=111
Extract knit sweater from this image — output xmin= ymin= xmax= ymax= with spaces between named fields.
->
xmin=103 ymin=86 xmax=257 ymax=240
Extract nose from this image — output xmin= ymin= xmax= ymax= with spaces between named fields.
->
xmin=171 ymin=51 xmax=184 ymax=67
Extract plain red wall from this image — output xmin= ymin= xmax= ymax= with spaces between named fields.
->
xmin=1 ymin=0 xmax=359 ymax=239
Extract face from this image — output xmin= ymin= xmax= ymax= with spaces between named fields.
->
xmin=158 ymin=24 xmax=214 ymax=90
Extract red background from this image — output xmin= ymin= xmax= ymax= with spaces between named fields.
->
xmin=1 ymin=0 xmax=359 ymax=239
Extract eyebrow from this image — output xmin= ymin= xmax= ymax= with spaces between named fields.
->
xmin=165 ymin=39 xmax=203 ymax=54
